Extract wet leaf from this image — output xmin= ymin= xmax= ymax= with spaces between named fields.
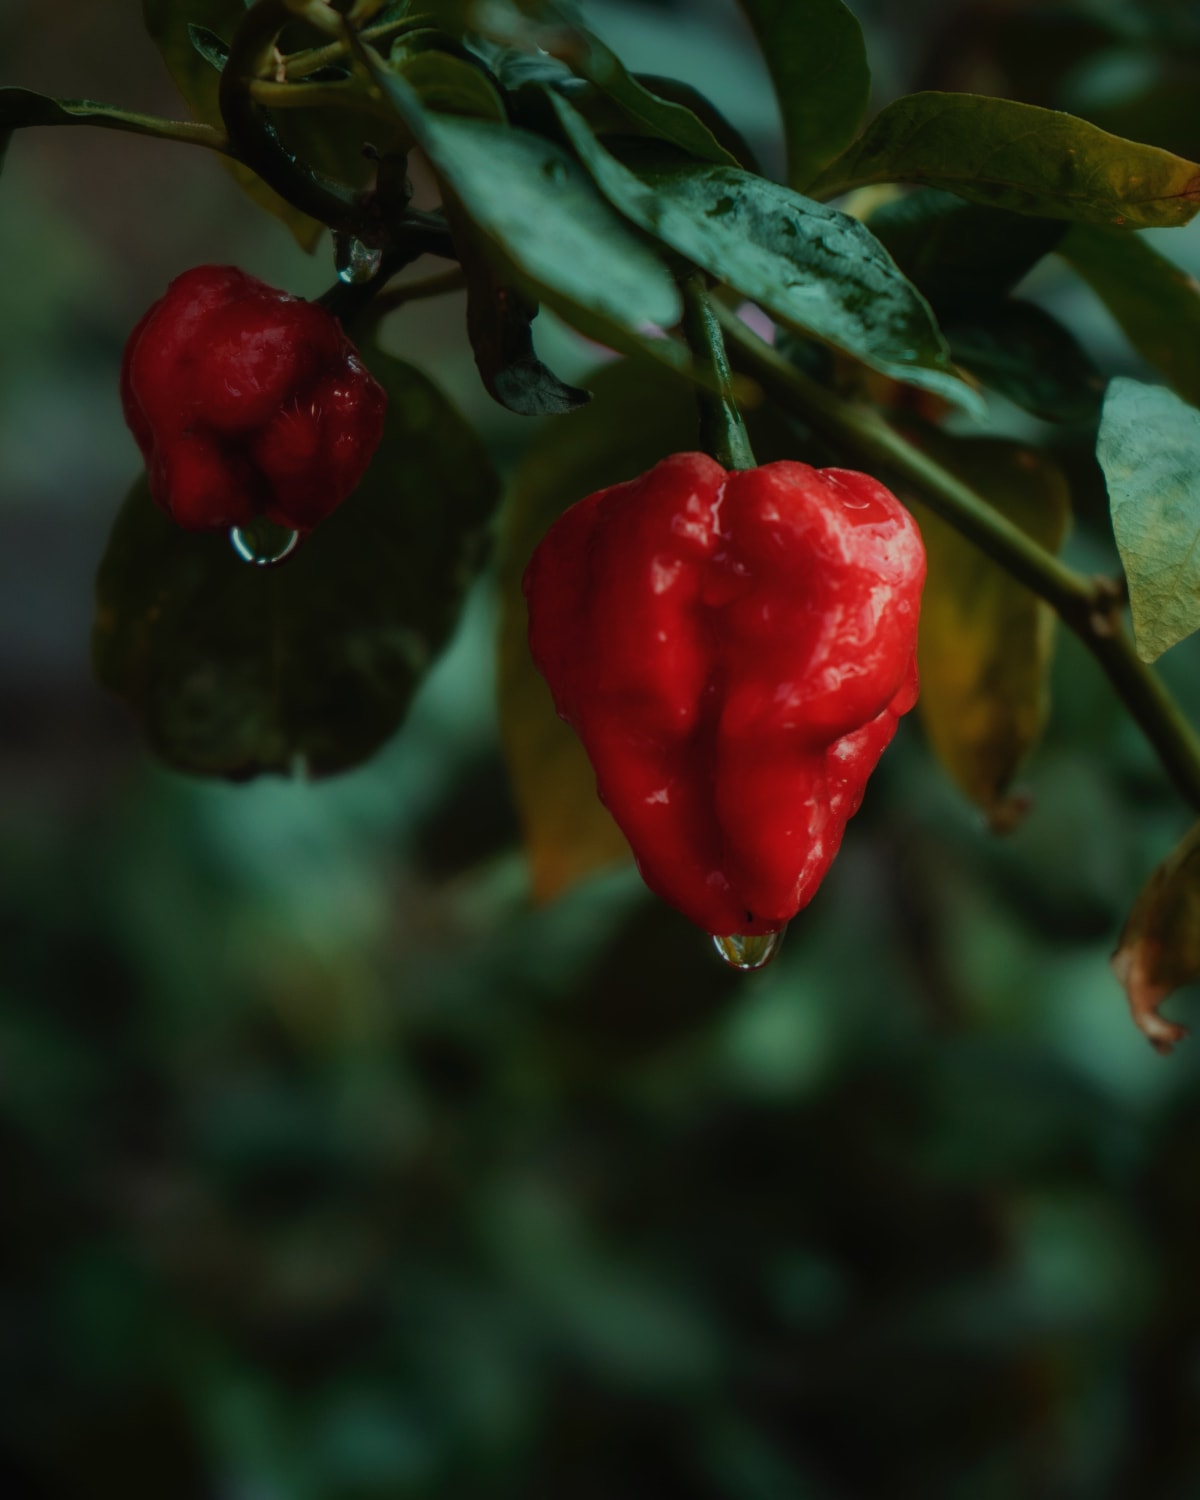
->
xmin=1061 ymin=225 xmax=1200 ymax=409
xmin=1097 ymin=378 xmax=1200 ymax=663
xmin=1112 ymin=820 xmax=1200 ymax=1052
xmin=498 ymin=361 xmax=700 ymax=902
xmin=907 ymin=433 xmax=1071 ymax=824
xmin=813 ymin=93 xmax=1200 ymax=229
xmin=737 ymin=0 xmax=870 ymax=189
xmin=550 ymin=96 xmax=984 ymax=418
xmin=94 ymin=349 xmax=499 ymax=779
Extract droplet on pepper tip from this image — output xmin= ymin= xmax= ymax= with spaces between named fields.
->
xmin=713 ymin=929 xmax=786 ymax=971
xmin=229 ymin=521 xmax=301 ymax=568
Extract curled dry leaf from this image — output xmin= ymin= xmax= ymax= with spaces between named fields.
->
xmin=1111 ymin=821 xmax=1200 ymax=1053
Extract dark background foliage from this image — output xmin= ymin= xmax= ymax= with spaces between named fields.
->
xmin=5 ymin=1 xmax=1200 ymax=1495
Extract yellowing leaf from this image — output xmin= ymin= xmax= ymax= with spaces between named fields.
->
xmin=813 ymin=93 xmax=1200 ymax=229
xmin=1112 ymin=821 xmax=1200 ymax=1052
xmin=1097 ymin=378 xmax=1200 ymax=663
xmin=497 ymin=361 xmax=697 ymax=904
xmin=907 ymin=435 xmax=1071 ymax=826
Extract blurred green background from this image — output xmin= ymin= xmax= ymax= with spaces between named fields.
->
xmin=6 ymin=1 xmax=1200 ymax=1495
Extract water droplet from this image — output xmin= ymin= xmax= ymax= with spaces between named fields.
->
xmin=334 ymin=230 xmax=383 ymax=284
xmin=712 ymin=928 xmax=786 ymax=971
xmin=542 ymin=158 xmax=568 ymax=184
xmin=229 ymin=519 xmax=301 ymax=568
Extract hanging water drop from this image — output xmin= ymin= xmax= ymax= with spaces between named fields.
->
xmin=229 ymin=518 xmax=301 ymax=568
xmin=712 ymin=928 xmax=785 ymax=971
xmin=334 ymin=230 xmax=383 ymax=285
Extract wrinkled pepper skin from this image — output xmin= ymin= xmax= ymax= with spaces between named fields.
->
xmin=523 ymin=453 xmax=926 ymax=936
xmin=120 ymin=266 xmax=386 ymax=533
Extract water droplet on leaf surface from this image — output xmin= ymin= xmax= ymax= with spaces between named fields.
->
xmin=713 ymin=929 xmax=785 ymax=971
xmin=334 ymin=231 xmax=383 ymax=284
xmin=229 ymin=519 xmax=301 ymax=568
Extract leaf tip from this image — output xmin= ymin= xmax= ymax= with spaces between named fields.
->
xmin=1111 ymin=943 xmax=1190 ymax=1054
xmin=1132 ymin=631 xmax=1165 ymax=665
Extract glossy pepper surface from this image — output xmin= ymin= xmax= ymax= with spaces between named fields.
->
xmin=523 ymin=453 xmax=926 ymax=936
xmin=121 ymin=266 xmax=386 ymax=533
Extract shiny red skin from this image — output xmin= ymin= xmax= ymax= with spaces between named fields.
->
xmin=523 ymin=453 xmax=926 ymax=936
xmin=120 ymin=266 xmax=386 ymax=532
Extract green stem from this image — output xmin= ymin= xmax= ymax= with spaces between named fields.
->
xmin=118 ymin=118 xmax=228 ymax=152
xmin=1087 ymin=628 xmax=1200 ymax=810
xmin=681 ymin=276 xmax=755 ymax=470
xmin=248 ymin=79 xmax=396 ymax=117
xmin=282 ymin=16 xmax=425 ymax=79
xmin=716 ymin=302 xmax=1200 ymax=812
xmin=219 ymin=0 xmax=371 ymax=234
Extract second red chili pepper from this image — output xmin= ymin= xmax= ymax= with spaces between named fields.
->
xmin=524 ymin=451 xmax=926 ymax=937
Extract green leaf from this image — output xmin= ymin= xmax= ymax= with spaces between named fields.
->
xmin=1097 ymin=377 xmax=1200 ymax=664
xmin=498 ymin=359 xmax=700 ymax=901
xmin=187 ymin=22 xmax=229 ymax=72
xmin=736 ymin=0 xmax=870 ymax=190
xmin=357 ymin=60 xmax=683 ymax=342
xmin=466 ymin=277 xmax=592 ymax=416
xmin=906 ymin=433 xmax=1071 ymax=826
xmin=544 ymin=16 xmax=738 ymax=167
xmin=447 ymin=200 xmax=590 ymax=416
xmin=1061 ymin=225 xmax=1200 ymax=409
xmin=1112 ymin=818 xmax=1200 ymax=1053
xmin=812 ymin=93 xmax=1200 ymax=228
xmin=865 ymin=188 xmax=1065 ymax=311
xmin=94 ymin=349 xmax=499 ymax=779
xmin=944 ymin=301 xmax=1104 ymax=424
xmin=142 ymin=0 xmax=324 ymax=249
xmin=631 ymin=76 xmax=760 ymax=172
xmin=0 ymin=86 xmax=225 ymax=153
xmin=549 ymin=96 xmax=984 ymax=418
xmin=396 ymin=48 xmax=507 ymax=121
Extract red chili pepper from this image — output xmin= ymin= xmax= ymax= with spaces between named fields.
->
xmin=120 ymin=266 xmax=386 ymax=533
xmin=523 ymin=452 xmax=926 ymax=937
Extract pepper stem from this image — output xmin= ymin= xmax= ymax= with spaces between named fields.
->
xmin=681 ymin=274 xmax=756 ymax=472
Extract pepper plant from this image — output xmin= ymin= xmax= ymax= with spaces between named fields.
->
xmin=7 ymin=0 xmax=1200 ymax=1044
